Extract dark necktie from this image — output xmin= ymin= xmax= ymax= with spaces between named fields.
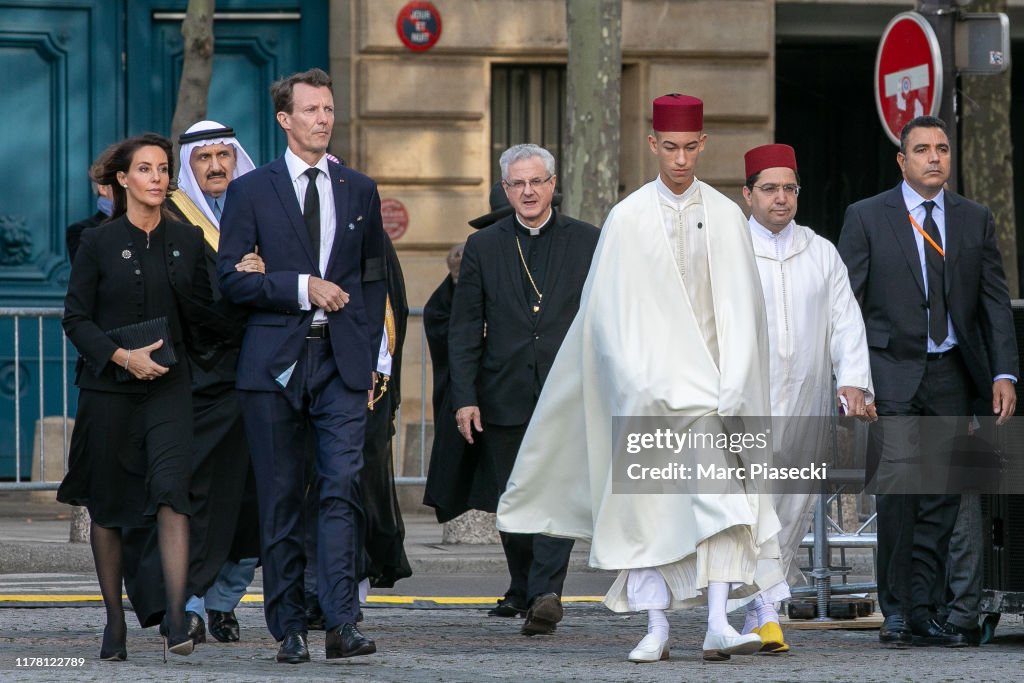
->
xmin=303 ymin=167 xmax=320 ymax=264
xmin=922 ymin=200 xmax=947 ymax=345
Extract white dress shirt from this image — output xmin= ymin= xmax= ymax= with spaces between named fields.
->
xmin=286 ymin=147 xmax=337 ymax=324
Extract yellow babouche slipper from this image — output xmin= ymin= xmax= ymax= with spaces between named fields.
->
xmin=755 ymin=622 xmax=790 ymax=653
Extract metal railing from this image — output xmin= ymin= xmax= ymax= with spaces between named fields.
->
xmin=0 ymin=307 xmax=74 ymax=490
xmin=0 ymin=307 xmax=433 ymax=491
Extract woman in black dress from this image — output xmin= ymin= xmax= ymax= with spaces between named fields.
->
xmin=59 ymin=134 xmax=223 ymax=661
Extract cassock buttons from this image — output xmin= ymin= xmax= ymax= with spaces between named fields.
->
xmin=172 ymin=249 xmax=181 ymax=257
xmin=697 ymin=222 xmax=703 ymax=229
xmin=134 ymin=269 xmax=141 ymax=275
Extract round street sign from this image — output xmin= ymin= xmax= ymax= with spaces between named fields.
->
xmin=875 ymin=12 xmax=943 ymax=146
xmin=397 ymin=1 xmax=442 ymax=52
xmin=381 ymin=198 xmax=409 ymax=241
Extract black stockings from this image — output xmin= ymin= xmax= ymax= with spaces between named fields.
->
xmin=157 ymin=505 xmax=190 ymax=639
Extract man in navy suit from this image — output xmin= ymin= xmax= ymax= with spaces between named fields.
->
xmin=217 ymin=68 xmax=387 ymax=663
xmin=838 ymin=115 xmax=1017 ymax=648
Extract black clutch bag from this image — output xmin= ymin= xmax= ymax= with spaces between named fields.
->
xmin=106 ymin=316 xmax=178 ymax=382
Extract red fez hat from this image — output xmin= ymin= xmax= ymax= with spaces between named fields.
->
xmin=744 ymin=144 xmax=797 ymax=179
xmin=652 ymin=94 xmax=703 ymax=132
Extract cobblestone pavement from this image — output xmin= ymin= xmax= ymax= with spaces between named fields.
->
xmin=2 ymin=604 xmax=1023 ymax=682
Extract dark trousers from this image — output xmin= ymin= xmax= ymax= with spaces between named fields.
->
xmin=482 ymin=422 xmax=574 ymax=605
xmin=239 ymin=337 xmax=366 ymax=640
xmin=870 ymin=351 xmax=971 ymax=627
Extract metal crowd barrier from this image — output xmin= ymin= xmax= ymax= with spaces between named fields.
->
xmin=0 ymin=307 xmax=73 ymax=491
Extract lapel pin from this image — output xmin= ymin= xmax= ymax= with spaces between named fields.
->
xmin=121 ymin=249 xmax=132 ymax=259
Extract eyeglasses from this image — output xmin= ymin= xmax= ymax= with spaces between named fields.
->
xmin=503 ymin=175 xmax=554 ymax=192
xmin=752 ymin=183 xmax=800 ymax=197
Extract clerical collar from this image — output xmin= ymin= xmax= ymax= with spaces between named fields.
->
xmin=655 ymin=174 xmax=699 ymax=206
xmin=515 ymin=208 xmax=554 ymax=236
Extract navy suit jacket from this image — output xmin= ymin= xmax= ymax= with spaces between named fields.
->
xmin=216 ymin=155 xmax=387 ymax=395
xmin=838 ymin=184 xmax=1018 ymax=404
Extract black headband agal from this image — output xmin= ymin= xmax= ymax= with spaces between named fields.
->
xmin=178 ymin=127 xmax=235 ymax=145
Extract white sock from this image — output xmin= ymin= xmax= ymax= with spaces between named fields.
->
xmin=706 ymin=582 xmax=739 ymax=636
xmin=742 ymin=602 xmax=759 ymax=634
xmin=358 ymin=578 xmax=369 ymax=604
xmin=754 ymin=594 xmax=780 ymax=627
xmin=647 ymin=609 xmax=669 ymax=641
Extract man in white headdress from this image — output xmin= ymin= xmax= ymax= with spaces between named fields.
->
xmin=171 ymin=120 xmax=261 ymax=643
xmin=497 ymin=94 xmax=784 ymax=663
xmin=739 ymin=142 xmax=874 ymax=653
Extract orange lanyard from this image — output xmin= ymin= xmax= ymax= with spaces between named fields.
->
xmin=908 ymin=212 xmax=944 ymax=258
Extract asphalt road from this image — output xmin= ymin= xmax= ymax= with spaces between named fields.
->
xmin=2 ymin=582 xmax=1024 ymax=682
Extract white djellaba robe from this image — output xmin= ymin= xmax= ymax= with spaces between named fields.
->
xmin=749 ymin=217 xmax=874 ymax=585
xmin=496 ymin=178 xmax=785 ymax=611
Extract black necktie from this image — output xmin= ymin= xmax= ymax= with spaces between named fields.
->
xmin=303 ymin=167 xmax=320 ymax=264
xmin=922 ymin=200 xmax=947 ymax=345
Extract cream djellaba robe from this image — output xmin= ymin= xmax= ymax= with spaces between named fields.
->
xmin=750 ymin=217 xmax=874 ymax=585
xmin=496 ymin=179 xmax=785 ymax=610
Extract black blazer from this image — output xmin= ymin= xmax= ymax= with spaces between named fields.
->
xmin=448 ymin=212 xmax=599 ymax=426
xmin=63 ymin=215 xmax=224 ymax=393
xmin=838 ymin=184 xmax=1018 ymax=403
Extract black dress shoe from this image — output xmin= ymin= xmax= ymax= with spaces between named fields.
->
xmin=879 ymin=615 xmax=912 ymax=646
xmin=160 ymin=612 xmax=206 ymax=646
xmin=276 ymin=630 xmax=310 ymax=664
xmin=521 ymin=593 xmax=563 ymax=636
xmin=942 ymin=621 xmax=981 ymax=647
xmin=910 ymin=618 xmax=968 ymax=647
xmin=186 ymin=610 xmax=207 ymax=644
xmin=99 ymin=618 xmax=127 ymax=661
xmin=207 ymin=609 xmax=240 ymax=643
xmin=487 ymin=596 xmax=527 ymax=618
xmin=325 ymin=623 xmax=376 ymax=659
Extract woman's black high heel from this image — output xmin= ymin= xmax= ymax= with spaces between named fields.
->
xmin=99 ymin=619 xmax=127 ymax=661
xmin=159 ymin=616 xmax=195 ymax=662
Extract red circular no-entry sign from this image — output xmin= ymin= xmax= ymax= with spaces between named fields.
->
xmin=397 ymin=1 xmax=442 ymax=52
xmin=381 ymin=198 xmax=409 ymax=241
xmin=874 ymin=12 xmax=943 ymax=146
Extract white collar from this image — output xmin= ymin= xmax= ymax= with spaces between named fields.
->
xmin=655 ymin=175 xmax=699 ymax=205
xmin=749 ymin=215 xmax=794 ymax=240
xmin=285 ymin=147 xmax=330 ymax=181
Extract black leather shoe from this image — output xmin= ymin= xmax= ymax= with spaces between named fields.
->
xmin=160 ymin=612 xmax=206 ymax=646
xmin=521 ymin=593 xmax=563 ymax=636
xmin=207 ymin=609 xmax=240 ymax=643
xmin=942 ymin=621 xmax=981 ymax=647
xmin=325 ymin=623 xmax=376 ymax=659
xmin=910 ymin=618 xmax=968 ymax=647
xmin=186 ymin=610 xmax=207 ymax=644
xmin=488 ymin=596 xmax=527 ymax=618
xmin=276 ymin=630 xmax=310 ymax=664
xmin=879 ymin=615 xmax=912 ymax=646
